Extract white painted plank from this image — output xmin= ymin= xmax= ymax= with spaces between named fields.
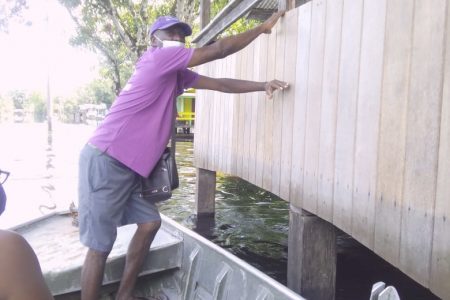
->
xmin=193 ymin=65 xmax=207 ymax=169
xmin=400 ymin=0 xmax=447 ymax=287
xmin=271 ymin=20 xmax=287 ymax=196
xmin=262 ymin=25 xmax=278 ymax=191
xmin=228 ymin=54 xmax=238 ymax=174
xmin=244 ymin=41 xmax=256 ymax=183
xmin=332 ymin=0 xmax=364 ymax=233
xmin=279 ymin=9 xmax=299 ymax=201
xmin=351 ymin=0 xmax=387 ymax=249
xmin=208 ymin=61 xmax=218 ymax=171
xmin=289 ymin=2 xmax=312 ymax=207
xmin=215 ymin=58 xmax=224 ymax=172
xmin=302 ymin=0 xmax=327 ymax=213
xmin=247 ymin=39 xmax=260 ymax=185
xmin=236 ymin=48 xmax=247 ymax=178
xmin=255 ymin=35 xmax=269 ymax=187
xmin=223 ymin=57 xmax=232 ymax=173
xmin=231 ymin=52 xmax=243 ymax=175
xmin=373 ymin=0 xmax=414 ymax=267
xmin=430 ymin=3 xmax=450 ymax=296
xmin=317 ymin=0 xmax=344 ymax=222
xmin=202 ymin=63 xmax=213 ymax=170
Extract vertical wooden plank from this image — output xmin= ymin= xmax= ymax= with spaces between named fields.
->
xmin=222 ymin=55 xmax=230 ymax=174
xmin=400 ymin=0 xmax=447 ymax=286
xmin=202 ymin=63 xmax=213 ymax=170
xmin=351 ymin=0 xmax=387 ymax=249
xmin=317 ymin=0 xmax=343 ymax=222
xmin=262 ymin=26 xmax=278 ymax=191
xmin=236 ymin=49 xmax=247 ymax=178
xmin=271 ymin=20 xmax=286 ymax=196
xmin=248 ymin=40 xmax=259 ymax=185
xmin=332 ymin=0 xmax=364 ymax=233
xmin=231 ymin=53 xmax=243 ymax=175
xmin=216 ymin=58 xmax=224 ymax=172
xmin=431 ymin=2 xmax=450 ymax=295
xmin=243 ymin=41 xmax=255 ymax=182
xmin=255 ymin=35 xmax=269 ymax=187
xmin=302 ymin=0 xmax=327 ymax=214
xmin=208 ymin=61 xmax=218 ymax=171
xmin=194 ymin=65 xmax=206 ymax=169
xmin=289 ymin=3 xmax=312 ymax=206
xmin=373 ymin=0 xmax=414 ymax=267
xmin=279 ymin=9 xmax=298 ymax=201
xmin=226 ymin=54 xmax=237 ymax=174
xmin=218 ymin=57 xmax=226 ymax=172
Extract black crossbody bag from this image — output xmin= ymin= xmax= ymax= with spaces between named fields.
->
xmin=139 ymin=98 xmax=179 ymax=202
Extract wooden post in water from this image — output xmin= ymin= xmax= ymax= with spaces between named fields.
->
xmin=195 ymin=168 xmax=216 ymax=216
xmin=288 ymin=205 xmax=336 ymax=299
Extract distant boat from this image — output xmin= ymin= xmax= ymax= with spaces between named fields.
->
xmin=13 ymin=213 xmax=305 ymax=300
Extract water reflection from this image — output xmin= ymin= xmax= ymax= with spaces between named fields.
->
xmin=40 ymin=128 xmax=57 ymax=214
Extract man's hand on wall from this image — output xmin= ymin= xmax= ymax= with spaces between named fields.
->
xmin=260 ymin=11 xmax=286 ymax=34
xmin=265 ymin=80 xmax=289 ymax=99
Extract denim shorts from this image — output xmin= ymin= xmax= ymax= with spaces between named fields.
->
xmin=78 ymin=144 xmax=161 ymax=252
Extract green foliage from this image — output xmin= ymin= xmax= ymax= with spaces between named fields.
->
xmin=76 ymin=78 xmax=115 ymax=107
xmin=0 ymin=94 xmax=14 ymax=122
xmin=211 ymin=0 xmax=261 ymax=37
xmin=59 ymin=0 xmax=176 ymax=95
xmin=9 ymin=90 xmax=27 ymax=109
xmin=0 ymin=0 xmax=28 ymax=33
xmin=28 ymin=92 xmax=46 ymax=122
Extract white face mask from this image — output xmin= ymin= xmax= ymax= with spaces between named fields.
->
xmin=154 ymin=35 xmax=185 ymax=48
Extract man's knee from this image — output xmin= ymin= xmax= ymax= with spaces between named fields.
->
xmin=86 ymin=248 xmax=110 ymax=261
xmin=137 ymin=220 xmax=161 ymax=235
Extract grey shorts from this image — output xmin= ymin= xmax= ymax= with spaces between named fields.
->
xmin=78 ymin=144 xmax=161 ymax=252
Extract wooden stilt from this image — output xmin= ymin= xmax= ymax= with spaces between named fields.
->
xmin=195 ymin=168 xmax=216 ymax=216
xmin=288 ymin=205 xmax=336 ymax=299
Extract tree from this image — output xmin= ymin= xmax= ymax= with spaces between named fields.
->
xmin=0 ymin=94 xmax=14 ymax=122
xmin=9 ymin=90 xmax=27 ymax=109
xmin=58 ymin=0 xmax=259 ymax=96
xmin=0 ymin=0 xmax=28 ymax=33
xmin=76 ymin=77 xmax=115 ymax=108
xmin=58 ymin=0 xmax=176 ymax=95
xmin=28 ymin=92 xmax=46 ymax=122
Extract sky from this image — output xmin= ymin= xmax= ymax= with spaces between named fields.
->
xmin=0 ymin=0 xmax=100 ymax=97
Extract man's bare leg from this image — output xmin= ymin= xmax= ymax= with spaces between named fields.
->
xmin=81 ymin=248 xmax=109 ymax=300
xmin=115 ymin=221 xmax=161 ymax=300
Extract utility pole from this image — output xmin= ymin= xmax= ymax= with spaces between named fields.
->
xmin=45 ymin=0 xmax=52 ymax=133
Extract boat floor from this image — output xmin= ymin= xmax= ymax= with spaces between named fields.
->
xmin=15 ymin=213 xmax=183 ymax=296
xmin=14 ymin=213 xmax=305 ymax=300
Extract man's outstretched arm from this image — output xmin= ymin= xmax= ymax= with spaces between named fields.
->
xmin=188 ymin=11 xmax=285 ymax=68
xmin=192 ymin=75 xmax=289 ymax=99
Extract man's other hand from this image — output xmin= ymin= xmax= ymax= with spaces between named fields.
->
xmin=265 ymin=80 xmax=289 ymax=99
xmin=260 ymin=11 xmax=286 ymax=34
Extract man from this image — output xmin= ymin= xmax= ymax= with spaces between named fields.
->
xmin=78 ymin=11 xmax=288 ymax=300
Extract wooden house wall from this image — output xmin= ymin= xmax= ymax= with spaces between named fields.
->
xmin=193 ymin=0 xmax=450 ymax=298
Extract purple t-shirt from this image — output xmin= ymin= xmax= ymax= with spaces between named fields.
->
xmin=89 ymin=47 xmax=198 ymax=177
